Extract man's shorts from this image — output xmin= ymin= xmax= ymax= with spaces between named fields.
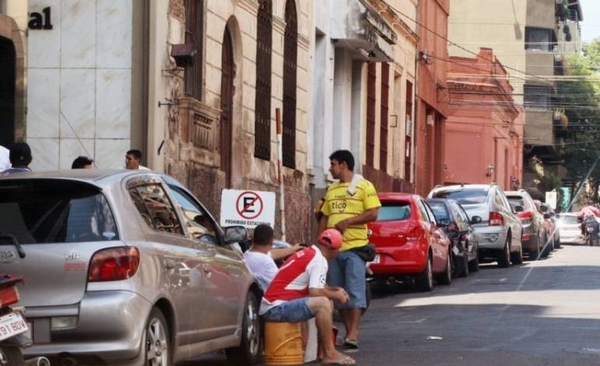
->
xmin=327 ymin=250 xmax=367 ymax=309
xmin=261 ymin=298 xmax=314 ymax=322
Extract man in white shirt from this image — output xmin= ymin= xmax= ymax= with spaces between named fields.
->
xmin=243 ymin=224 xmax=301 ymax=290
xmin=125 ymin=149 xmax=151 ymax=170
xmin=259 ymin=229 xmax=356 ymax=365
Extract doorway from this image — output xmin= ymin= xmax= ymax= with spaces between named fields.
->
xmin=0 ymin=36 xmax=15 ymax=147
xmin=219 ymin=26 xmax=234 ymax=188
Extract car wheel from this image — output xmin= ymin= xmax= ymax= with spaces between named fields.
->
xmin=510 ymin=243 xmax=523 ymax=265
xmin=0 ymin=346 xmax=24 ymax=366
xmin=529 ymin=232 xmax=541 ymax=260
xmin=415 ymin=254 xmax=434 ymax=292
xmin=468 ymin=246 xmax=479 ymax=272
xmin=497 ymin=237 xmax=511 ymax=268
xmin=555 ymin=236 xmax=561 ymax=249
xmin=542 ymin=233 xmax=552 ymax=257
xmin=437 ymin=253 xmax=452 ymax=285
xmin=460 ymin=252 xmax=469 ymax=278
xmin=226 ymin=292 xmax=261 ymax=365
xmin=145 ymin=308 xmax=171 ymax=366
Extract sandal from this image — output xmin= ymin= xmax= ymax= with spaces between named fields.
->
xmin=343 ymin=338 xmax=359 ymax=349
xmin=321 ymin=355 xmax=356 ymax=365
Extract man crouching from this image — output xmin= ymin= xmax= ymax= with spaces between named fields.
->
xmin=259 ymin=228 xmax=356 ymax=365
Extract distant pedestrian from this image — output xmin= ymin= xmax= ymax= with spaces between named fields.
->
xmin=125 ymin=149 xmax=150 ymax=170
xmin=1 ymin=142 xmax=33 ymax=176
xmin=0 ymin=145 xmax=10 ymax=172
xmin=71 ymin=156 xmax=94 ymax=169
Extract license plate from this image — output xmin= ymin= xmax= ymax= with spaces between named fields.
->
xmin=0 ymin=311 xmax=29 ymax=341
xmin=372 ymin=254 xmax=380 ymax=264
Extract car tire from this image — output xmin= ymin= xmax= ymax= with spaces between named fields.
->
xmin=459 ymin=252 xmax=469 ymax=278
xmin=529 ymin=232 xmax=541 ymax=260
xmin=415 ymin=254 xmax=434 ymax=292
xmin=437 ymin=253 xmax=452 ymax=285
xmin=226 ymin=292 xmax=261 ymax=365
xmin=497 ymin=237 xmax=511 ymax=268
xmin=0 ymin=346 xmax=24 ymax=366
xmin=511 ymin=243 xmax=523 ymax=265
xmin=144 ymin=308 xmax=171 ymax=366
xmin=542 ymin=233 xmax=552 ymax=257
xmin=468 ymin=246 xmax=480 ymax=272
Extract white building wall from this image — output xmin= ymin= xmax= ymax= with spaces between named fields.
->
xmin=27 ymin=0 xmax=133 ymax=171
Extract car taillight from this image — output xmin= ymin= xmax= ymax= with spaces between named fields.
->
xmin=88 ymin=247 xmax=140 ymax=282
xmin=0 ymin=286 xmax=19 ymax=307
xmin=517 ymin=211 xmax=533 ymax=225
xmin=489 ymin=212 xmax=504 ymax=226
xmin=406 ymin=226 xmax=424 ymax=241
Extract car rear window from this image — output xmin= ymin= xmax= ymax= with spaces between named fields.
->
xmin=427 ymin=201 xmax=450 ymax=222
xmin=0 ymin=179 xmax=119 ymax=244
xmin=557 ymin=215 xmax=578 ymax=225
xmin=377 ymin=202 xmax=411 ymax=221
xmin=431 ymin=188 xmax=488 ymax=205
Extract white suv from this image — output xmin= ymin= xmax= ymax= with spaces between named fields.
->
xmin=428 ymin=183 xmax=523 ymax=267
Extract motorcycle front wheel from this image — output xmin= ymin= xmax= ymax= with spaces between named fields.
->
xmin=0 ymin=345 xmax=24 ymax=366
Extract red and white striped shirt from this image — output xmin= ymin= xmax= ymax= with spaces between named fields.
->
xmin=259 ymin=246 xmax=328 ymax=315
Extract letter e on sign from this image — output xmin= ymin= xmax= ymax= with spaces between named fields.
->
xmin=236 ymin=191 xmax=263 ymax=220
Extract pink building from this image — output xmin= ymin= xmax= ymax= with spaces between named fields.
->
xmin=444 ymin=48 xmax=523 ymax=191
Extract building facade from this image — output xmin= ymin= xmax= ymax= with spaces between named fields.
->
xmin=415 ymin=0 xmax=449 ymax=196
xmin=445 ymin=48 xmax=523 ymax=189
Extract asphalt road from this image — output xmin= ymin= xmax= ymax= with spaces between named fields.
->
xmin=183 ymin=244 xmax=600 ymax=366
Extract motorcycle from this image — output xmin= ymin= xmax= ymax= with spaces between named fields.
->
xmin=0 ymin=275 xmax=30 ymax=366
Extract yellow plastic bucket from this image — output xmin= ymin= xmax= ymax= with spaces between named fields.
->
xmin=263 ymin=321 xmax=304 ymax=365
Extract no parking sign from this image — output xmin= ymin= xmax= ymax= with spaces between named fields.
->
xmin=220 ymin=189 xmax=276 ymax=228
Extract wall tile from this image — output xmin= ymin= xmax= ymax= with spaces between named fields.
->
xmin=95 ymin=139 xmax=130 ymax=169
xmin=59 ymin=138 xmax=95 ymax=169
xmin=97 ymin=0 xmax=132 ymax=68
xmin=27 ymin=1 xmax=60 ymax=68
xmin=28 ymin=137 xmax=59 ymax=171
xmin=95 ymin=69 xmax=131 ymax=139
xmin=61 ymin=0 xmax=96 ymax=67
xmin=60 ymin=69 xmax=96 ymax=138
xmin=27 ymin=69 xmax=60 ymax=138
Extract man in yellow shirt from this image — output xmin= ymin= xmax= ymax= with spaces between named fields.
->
xmin=318 ymin=150 xmax=380 ymax=350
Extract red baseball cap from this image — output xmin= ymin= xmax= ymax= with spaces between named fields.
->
xmin=318 ymin=229 xmax=343 ymax=250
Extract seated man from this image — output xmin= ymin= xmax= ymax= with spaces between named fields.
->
xmin=243 ymin=224 xmax=302 ymax=290
xmin=259 ymin=229 xmax=356 ymax=365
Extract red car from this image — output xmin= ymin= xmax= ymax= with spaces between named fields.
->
xmin=368 ymin=193 xmax=452 ymax=291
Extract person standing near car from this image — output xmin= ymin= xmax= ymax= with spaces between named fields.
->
xmin=318 ymin=149 xmax=380 ymax=349
xmin=2 ymin=142 xmax=33 ymax=175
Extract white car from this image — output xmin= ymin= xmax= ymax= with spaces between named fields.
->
xmin=556 ymin=213 xmax=586 ymax=245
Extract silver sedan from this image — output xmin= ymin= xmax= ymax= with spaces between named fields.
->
xmin=0 ymin=169 xmax=261 ymax=366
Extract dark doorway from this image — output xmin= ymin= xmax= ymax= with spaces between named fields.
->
xmin=0 ymin=36 xmax=15 ymax=147
xmin=219 ymin=26 xmax=234 ymax=188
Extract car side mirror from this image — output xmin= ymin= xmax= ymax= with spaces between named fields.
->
xmin=223 ymin=226 xmax=248 ymax=244
xmin=543 ymin=213 xmax=552 ymax=219
xmin=513 ymin=205 xmax=524 ymax=213
xmin=470 ymin=215 xmax=482 ymax=225
xmin=539 ymin=205 xmax=549 ymax=213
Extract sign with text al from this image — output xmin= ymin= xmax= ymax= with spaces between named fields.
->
xmin=220 ymin=189 xmax=276 ymax=229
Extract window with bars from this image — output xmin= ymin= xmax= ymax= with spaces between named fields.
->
xmin=524 ymin=84 xmax=553 ymax=110
xmin=366 ymin=63 xmax=377 ymax=168
xmin=525 ymin=27 xmax=555 ymax=52
xmin=405 ymin=80 xmax=413 ymax=182
xmin=282 ymin=0 xmax=297 ymax=169
xmin=254 ymin=0 xmax=272 ymax=160
xmin=380 ymin=63 xmax=389 ymax=173
xmin=184 ymin=0 xmax=204 ymax=100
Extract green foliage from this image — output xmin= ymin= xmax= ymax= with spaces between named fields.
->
xmin=559 ymin=40 xmax=600 ymax=193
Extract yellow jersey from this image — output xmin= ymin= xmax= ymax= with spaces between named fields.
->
xmin=321 ymin=178 xmax=381 ymax=251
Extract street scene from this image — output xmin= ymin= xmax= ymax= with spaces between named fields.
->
xmin=186 ymin=244 xmax=600 ymax=366
xmin=2 ymin=0 xmax=600 ymax=365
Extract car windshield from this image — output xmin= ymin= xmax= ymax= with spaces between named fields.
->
xmin=0 ymin=179 xmax=119 ymax=244
xmin=506 ymin=196 xmax=534 ymax=211
xmin=431 ymin=188 xmax=488 ymax=205
xmin=377 ymin=202 xmax=411 ymax=221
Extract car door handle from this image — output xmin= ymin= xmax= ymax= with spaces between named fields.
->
xmin=163 ymin=259 xmax=176 ymax=270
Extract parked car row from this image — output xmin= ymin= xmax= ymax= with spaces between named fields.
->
xmin=367 ymin=183 xmax=561 ymax=292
